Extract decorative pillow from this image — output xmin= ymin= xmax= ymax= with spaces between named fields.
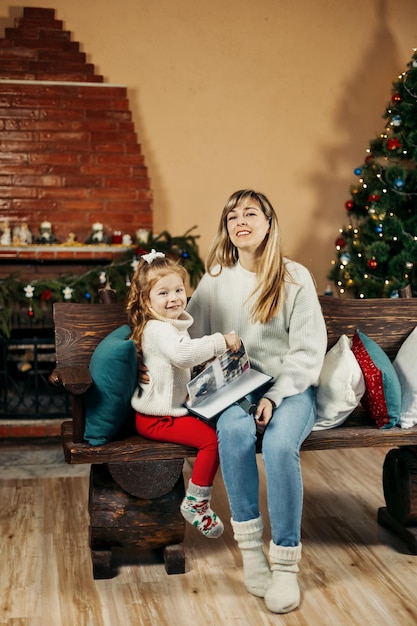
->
xmin=393 ymin=327 xmax=417 ymax=429
xmin=84 ymin=324 xmax=137 ymax=445
xmin=313 ymin=334 xmax=365 ymax=430
xmin=351 ymin=329 xmax=401 ymax=429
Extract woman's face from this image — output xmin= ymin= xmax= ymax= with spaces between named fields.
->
xmin=226 ymin=197 xmax=270 ymax=254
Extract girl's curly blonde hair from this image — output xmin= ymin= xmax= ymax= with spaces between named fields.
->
xmin=126 ymin=256 xmax=188 ymax=353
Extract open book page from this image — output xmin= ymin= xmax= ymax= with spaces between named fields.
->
xmin=185 ymin=342 xmax=272 ymax=421
xmin=187 ymin=344 xmax=249 ymax=407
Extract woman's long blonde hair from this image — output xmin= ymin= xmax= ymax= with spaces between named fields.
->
xmin=206 ymin=189 xmax=288 ymax=324
xmin=126 ymin=256 xmax=188 ymax=353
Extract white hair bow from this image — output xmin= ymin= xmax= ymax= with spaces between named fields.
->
xmin=142 ymin=249 xmax=166 ymax=264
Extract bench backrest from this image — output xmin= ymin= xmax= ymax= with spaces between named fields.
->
xmin=318 ymin=296 xmax=417 ymax=360
xmin=53 ymin=302 xmax=127 ymax=368
xmin=53 ymin=296 xmax=417 ymax=369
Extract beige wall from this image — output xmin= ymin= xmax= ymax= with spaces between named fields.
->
xmin=2 ymin=0 xmax=417 ymax=292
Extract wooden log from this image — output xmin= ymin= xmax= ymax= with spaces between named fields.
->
xmin=108 ymin=459 xmax=184 ymax=498
xmin=382 ymin=448 xmax=417 ymax=525
xmin=87 ymin=464 xmax=186 ymax=577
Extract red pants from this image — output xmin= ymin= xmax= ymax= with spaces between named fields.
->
xmin=135 ymin=412 xmax=220 ymax=486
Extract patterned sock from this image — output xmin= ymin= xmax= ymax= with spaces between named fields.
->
xmin=180 ymin=480 xmax=224 ymax=538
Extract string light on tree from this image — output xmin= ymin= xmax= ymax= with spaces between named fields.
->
xmin=328 ymin=48 xmax=417 ymax=298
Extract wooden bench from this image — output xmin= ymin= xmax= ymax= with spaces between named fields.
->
xmin=49 ymin=295 xmax=417 ymax=579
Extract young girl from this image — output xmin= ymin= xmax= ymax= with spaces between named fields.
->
xmin=126 ymin=249 xmax=240 ymax=538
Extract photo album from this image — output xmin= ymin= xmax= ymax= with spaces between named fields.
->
xmin=185 ymin=341 xmax=272 ymax=422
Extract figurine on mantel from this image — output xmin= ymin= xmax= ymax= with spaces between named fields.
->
xmin=85 ymin=222 xmax=108 ymax=244
xmin=12 ymin=222 xmax=33 ymax=245
xmin=35 ymin=221 xmax=58 ymax=244
xmin=0 ymin=220 xmax=11 ymax=245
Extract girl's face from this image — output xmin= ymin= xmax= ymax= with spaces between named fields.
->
xmin=226 ymin=198 xmax=270 ymax=254
xmin=148 ymin=271 xmax=187 ymax=320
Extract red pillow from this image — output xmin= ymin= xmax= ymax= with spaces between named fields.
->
xmin=351 ymin=330 xmax=401 ymax=429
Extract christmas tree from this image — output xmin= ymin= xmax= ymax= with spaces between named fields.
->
xmin=328 ymin=48 xmax=417 ymax=299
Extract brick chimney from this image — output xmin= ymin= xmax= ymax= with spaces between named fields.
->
xmin=0 ymin=6 xmax=152 ymax=246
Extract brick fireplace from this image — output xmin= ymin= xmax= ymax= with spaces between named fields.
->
xmin=0 ymin=7 xmax=153 ymax=436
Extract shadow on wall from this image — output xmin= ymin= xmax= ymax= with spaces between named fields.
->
xmin=295 ymin=0 xmax=404 ymax=294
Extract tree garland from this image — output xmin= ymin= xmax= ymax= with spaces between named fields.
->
xmin=0 ymin=227 xmax=205 ymax=338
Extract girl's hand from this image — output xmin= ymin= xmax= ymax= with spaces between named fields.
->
xmin=254 ymin=397 xmax=275 ymax=434
xmin=224 ymin=332 xmax=241 ymax=352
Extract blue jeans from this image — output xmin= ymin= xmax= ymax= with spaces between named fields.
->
xmin=216 ymin=386 xmax=316 ymax=547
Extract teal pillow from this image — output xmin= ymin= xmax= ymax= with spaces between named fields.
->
xmin=351 ymin=329 xmax=401 ymax=429
xmin=84 ymin=324 xmax=137 ymax=445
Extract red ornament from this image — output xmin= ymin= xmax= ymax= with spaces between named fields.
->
xmin=345 ymin=200 xmax=354 ymax=211
xmin=335 ymin=237 xmax=346 ymax=249
xmin=365 ymin=154 xmax=374 ymax=162
xmin=387 ymin=137 xmax=401 ymax=150
xmin=367 ymin=258 xmax=378 ymax=269
xmin=27 ymin=306 xmax=34 ymax=317
xmin=391 ymin=92 xmax=402 ymax=103
xmin=367 ymin=193 xmax=380 ymax=203
xmin=41 ymin=289 xmax=52 ymax=301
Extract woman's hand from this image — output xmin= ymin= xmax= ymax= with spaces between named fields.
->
xmin=137 ymin=357 xmax=150 ymax=385
xmin=254 ymin=397 xmax=275 ymax=434
xmin=224 ymin=332 xmax=242 ymax=352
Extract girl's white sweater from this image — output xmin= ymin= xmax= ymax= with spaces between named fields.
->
xmin=131 ymin=310 xmax=226 ymax=416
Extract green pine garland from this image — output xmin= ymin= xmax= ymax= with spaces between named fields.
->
xmin=0 ymin=227 xmax=205 ymax=338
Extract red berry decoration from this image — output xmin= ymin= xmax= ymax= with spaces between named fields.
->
xmin=391 ymin=92 xmax=402 ymax=103
xmin=345 ymin=200 xmax=354 ymax=211
xmin=335 ymin=237 xmax=346 ymax=249
xmin=367 ymin=258 xmax=378 ymax=269
xmin=367 ymin=193 xmax=380 ymax=203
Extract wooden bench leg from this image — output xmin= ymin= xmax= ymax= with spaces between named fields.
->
xmin=88 ymin=463 xmax=187 ymax=579
xmin=90 ymin=547 xmax=115 ymax=579
xmin=163 ymin=543 xmax=186 ymax=574
xmin=377 ymin=447 xmax=417 ymax=554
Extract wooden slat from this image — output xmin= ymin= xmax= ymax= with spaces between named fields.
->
xmin=318 ymin=296 xmax=417 ymax=359
xmin=61 ymin=420 xmax=197 ymax=464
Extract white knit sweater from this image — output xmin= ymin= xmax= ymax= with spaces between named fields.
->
xmin=131 ymin=310 xmax=227 ymax=416
xmin=187 ymin=260 xmax=327 ymax=409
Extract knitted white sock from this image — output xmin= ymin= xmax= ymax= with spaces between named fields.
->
xmin=180 ymin=480 xmax=224 ymax=538
xmin=231 ymin=516 xmax=272 ymax=598
xmin=265 ymin=541 xmax=302 ymax=614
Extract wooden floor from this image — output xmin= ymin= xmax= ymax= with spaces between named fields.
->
xmin=1 ymin=443 xmax=417 ymax=626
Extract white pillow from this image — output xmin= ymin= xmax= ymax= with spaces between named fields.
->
xmin=393 ymin=327 xmax=417 ymax=429
xmin=313 ymin=334 xmax=366 ymax=430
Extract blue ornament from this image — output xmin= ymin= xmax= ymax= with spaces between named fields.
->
xmin=181 ymin=250 xmax=189 ymax=259
xmin=340 ymin=253 xmax=351 ymax=265
xmin=390 ymin=290 xmax=399 ymax=298
xmin=375 ymin=224 xmax=383 ymax=234
xmin=354 ymin=167 xmax=362 ymax=176
xmin=85 ymin=291 xmax=91 ymax=300
xmin=390 ymin=115 xmax=402 ymax=127
xmin=394 ymin=177 xmax=405 ymax=190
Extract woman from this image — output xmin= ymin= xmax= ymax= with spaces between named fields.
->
xmin=187 ymin=189 xmax=327 ymax=614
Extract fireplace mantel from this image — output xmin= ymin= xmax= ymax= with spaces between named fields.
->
xmin=0 ymin=245 xmax=134 ymax=263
